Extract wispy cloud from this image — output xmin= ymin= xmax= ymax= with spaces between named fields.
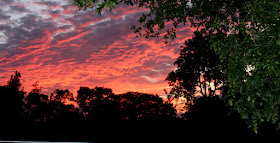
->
xmin=0 ymin=0 xmax=195 ymax=96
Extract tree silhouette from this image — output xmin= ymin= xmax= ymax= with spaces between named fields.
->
xmin=50 ymin=89 xmax=75 ymax=104
xmin=25 ymin=82 xmax=49 ymax=124
xmin=23 ymin=85 xmax=81 ymax=141
xmin=111 ymin=92 xmax=177 ymax=120
xmin=77 ymin=87 xmax=177 ymax=121
xmin=46 ymin=89 xmax=80 ymax=141
xmin=48 ymin=89 xmax=77 ymax=122
xmin=76 ymin=86 xmax=114 ymax=119
xmin=0 ymin=71 xmax=26 ymax=140
xmin=2 ymin=71 xmax=25 ymax=117
xmin=166 ymin=31 xmax=226 ymax=107
xmin=76 ymin=87 xmax=179 ymax=142
xmin=0 ymin=71 xmax=279 ymax=141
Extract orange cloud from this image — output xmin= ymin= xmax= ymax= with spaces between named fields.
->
xmin=0 ymin=0 xmax=196 ymax=102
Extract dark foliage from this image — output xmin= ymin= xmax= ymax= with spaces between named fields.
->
xmin=108 ymin=92 xmax=177 ymax=120
xmin=166 ymin=30 xmax=227 ymax=107
xmin=185 ymin=96 xmax=254 ymax=138
xmin=0 ymin=71 xmax=279 ymax=142
xmin=0 ymin=71 xmax=26 ymax=140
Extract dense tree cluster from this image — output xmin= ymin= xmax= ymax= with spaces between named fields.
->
xmin=0 ymin=71 xmax=279 ymax=142
xmin=0 ymin=72 xmax=178 ymax=142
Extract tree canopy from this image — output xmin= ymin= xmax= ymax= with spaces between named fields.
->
xmin=166 ymin=30 xmax=225 ymax=108
xmin=76 ymin=87 xmax=177 ymax=120
xmin=73 ymin=0 xmax=280 ymax=132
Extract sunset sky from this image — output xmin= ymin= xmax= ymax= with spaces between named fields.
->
xmin=0 ymin=0 xmax=195 ymax=98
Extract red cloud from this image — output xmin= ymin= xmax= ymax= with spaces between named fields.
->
xmin=0 ymin=1 xmax=196 ymax=100
xmin=54 ymin=31 xmax=89 ymax=45
xmin=62 ymin=4 xmax=78 ymax=15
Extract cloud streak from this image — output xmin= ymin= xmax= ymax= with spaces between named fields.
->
xmin=0 ymin=0 xmax=195 ymax=98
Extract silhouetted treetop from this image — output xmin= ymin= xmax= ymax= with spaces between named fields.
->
xmin=7 ymin=71 xmax=22 ymax=88
xmin=0 ymin=71 xmax=25 ymax=117
xmin=94 ymin=87 xmax=113 ymax=99
xmin=77 ymin=87 xmax=177 ymax=120
xmin=76 ymin=86 xmax=114 ymax=116
xmin=109 ymin=92 xmax=177 ymax=120
xmin=26 ymin=82 xmax=48 ymax=104
xmin=166 ymin=31 xmax=225 ymax=107
xmin=24 ymin=82 xmax=49 ymax=123
xmin=50 ymin=89 xmax=74 ymax=104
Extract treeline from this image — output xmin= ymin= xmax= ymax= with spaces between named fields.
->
xmin=0 ymin=71 xmax=278 ymax=142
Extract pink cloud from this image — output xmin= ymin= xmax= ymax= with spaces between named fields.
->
xmin=0 ymin=0 xmax=196 ymax=99
xmin=54 ymin=31 xmax=89 ymax=45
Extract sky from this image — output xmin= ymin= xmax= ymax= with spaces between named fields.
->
xmin=0 ymin=0 xmax=195 ymax=98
